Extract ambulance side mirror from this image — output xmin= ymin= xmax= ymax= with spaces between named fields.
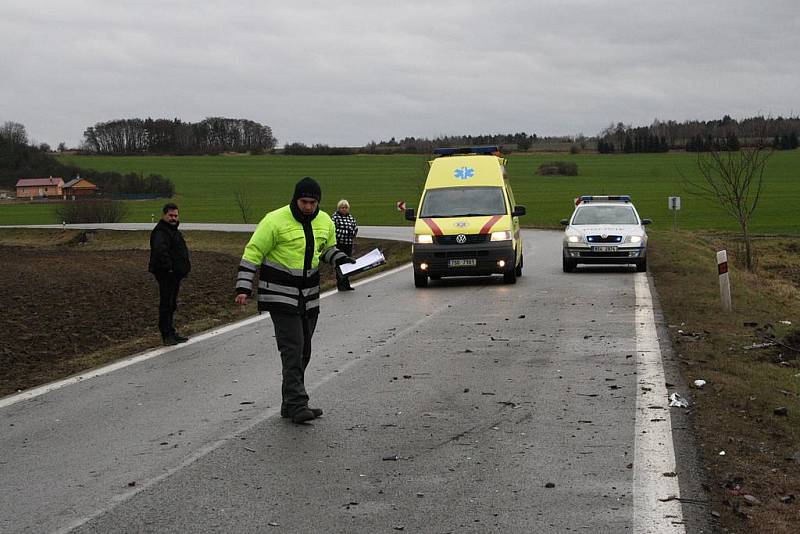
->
xmin=512 ymin=205 xmax=526 ymax=217
xmin=405 ymin=208 xmax=416 ymax=221
xmin=642 ymin=218 xmax=652 ymax=225
xmin=560 ymin=219 xmax=569 ymax=226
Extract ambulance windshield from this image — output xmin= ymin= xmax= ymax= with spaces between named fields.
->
xmin=420 ymin=186 xmax=506 ymax=218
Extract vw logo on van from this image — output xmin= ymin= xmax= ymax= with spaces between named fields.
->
xmin=456 ymin=234 xmax=467 ymax=244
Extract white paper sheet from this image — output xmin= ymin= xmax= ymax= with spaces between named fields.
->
xmin=339 ymin=248 xmax=386 ymax=276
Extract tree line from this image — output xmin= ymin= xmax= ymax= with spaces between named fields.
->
xmin=1 ymin=121 xmax=173 ymax=196
xmin=598 ymin=115 xmax=799 ymax=153
xmin=82 ymin=117 xmax=276 ymax=155
xmin=367 ymin=132 xmax=538 ymax=154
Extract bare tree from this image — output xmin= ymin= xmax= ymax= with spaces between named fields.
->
xmin=684 ymin=143 xmax=773 ymax=271
xmin=0 ymin=121 xmax=28 ymax=145
xmin=233 ymin=184 xmax=253 ymax=224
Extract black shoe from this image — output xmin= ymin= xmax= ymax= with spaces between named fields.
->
xmin=174 ymin=334 xmax=189 ymax=343
xmin=291 ymin=408 xmax=315 ymax=424
xmin=162 ymin=336 xmax=179 ymax=346
xmin=338 ymin=286 xmax=355 ymax=292
xmin=283 ymin=407 xmax=322 ymax=418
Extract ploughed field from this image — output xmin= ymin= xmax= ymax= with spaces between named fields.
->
xmin=0 ymin=246 xmax=238 ymax=396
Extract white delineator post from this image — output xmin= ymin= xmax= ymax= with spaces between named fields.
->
xmin=717 ymin=250 xmax=732 ymax=312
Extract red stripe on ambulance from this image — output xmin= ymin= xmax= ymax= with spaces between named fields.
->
xmin=422 ymin=218 xmax=443 ymax=236
xmin=479 ymin=215 xmax=503 ymax=234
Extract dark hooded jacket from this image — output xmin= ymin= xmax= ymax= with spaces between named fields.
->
xmin=148 ymin=219 xmax=191 ymax=278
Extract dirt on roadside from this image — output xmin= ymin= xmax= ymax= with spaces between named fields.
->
xmin=0 ymin=246 xmax=240 ymax=396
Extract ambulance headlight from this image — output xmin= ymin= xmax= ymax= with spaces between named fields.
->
xmin=490 ymin=231 xmax=512 ymax=242
xmin=629 ymin=235 xmax=642 ymax=244
xmin=414 ymin=234 xmax=433 ymax=244
xmin=567 ymin=235 xmax=581 ymax=243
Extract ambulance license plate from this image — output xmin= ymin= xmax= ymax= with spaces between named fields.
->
xmin=449 ymin=258 xmax=477 ymax=267
xmin=592 ymin=246 xmax=618 ymax=252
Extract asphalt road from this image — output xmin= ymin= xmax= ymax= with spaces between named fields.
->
xmin=0 ymin=228 xmax=708 ymax=533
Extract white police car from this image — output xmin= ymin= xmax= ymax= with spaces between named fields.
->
xmin=560 ymin=195 xmax=651 ymax=273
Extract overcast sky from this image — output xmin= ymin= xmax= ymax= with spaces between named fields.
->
xmin=2 ymin=0 xmax=798 ymax=148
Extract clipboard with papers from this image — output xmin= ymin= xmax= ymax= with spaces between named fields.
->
xmin=339 ymin=248 xmax=386 ymax=276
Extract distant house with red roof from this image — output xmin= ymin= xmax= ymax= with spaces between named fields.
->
xmin=62 ymin=176 xmax=98 ymax=198
xmin=15 ymin=177 xmax=64 ymax=199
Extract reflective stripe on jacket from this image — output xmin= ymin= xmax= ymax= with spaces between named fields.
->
xmin=236 ymin=205 xmax=343 ymax=315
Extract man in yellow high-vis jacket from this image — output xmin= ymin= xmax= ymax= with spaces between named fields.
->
xmin=235 ymin=177 xmax=355 ymax=424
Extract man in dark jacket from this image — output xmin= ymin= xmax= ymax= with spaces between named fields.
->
xmin=149 ymin=203 xmax=191 ymax=346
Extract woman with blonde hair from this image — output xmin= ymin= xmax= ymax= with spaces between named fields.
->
xmin=331 ymin=199 xmax=358 ymax=291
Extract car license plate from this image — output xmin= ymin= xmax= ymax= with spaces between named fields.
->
xmin=448 ymin=258 xmax=477 ymax=267
xmin=592 ymin=246 xmax=618 ymax=252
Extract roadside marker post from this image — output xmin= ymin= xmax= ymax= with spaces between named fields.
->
xmin=717 ymin=250 xmax=732 ymax=312
xmin=668 ymin=196 xmax=681 ymax=231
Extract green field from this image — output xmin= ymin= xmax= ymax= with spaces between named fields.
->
xmin=1 ymin=151 xmax=798 ymax=233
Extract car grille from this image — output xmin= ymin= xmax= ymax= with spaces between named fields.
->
xmin=435 ymin=234 xmax=490 ymax=245
xmin=579 ymin=251 xmax=631 ymax=258
xmin=586 ymin=235 xmax=622 ymax=243
xmin=433 ymin=250 xmax=490 ymax=258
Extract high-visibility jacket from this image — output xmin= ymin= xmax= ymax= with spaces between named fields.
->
xmin=236 ymin=205 xmax=346 ymax=316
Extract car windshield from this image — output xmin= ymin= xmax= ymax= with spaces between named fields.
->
xmin=572 ymin=205 xmax=639 ymax=225
xmin=420 ymin=186 xmax=506 ymax=218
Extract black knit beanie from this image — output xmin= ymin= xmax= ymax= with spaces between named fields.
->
xmin=290 ymin=176 xmax=321 ymax=223
xmin=293 ymin=177 xmax=321 ymax=203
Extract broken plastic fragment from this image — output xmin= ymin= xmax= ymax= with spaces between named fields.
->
xmin=669 ymin=393 xmax=689 ymax=408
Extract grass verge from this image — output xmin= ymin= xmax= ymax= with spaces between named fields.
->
xmin=648 ymin=229 xmax=800 ymax=532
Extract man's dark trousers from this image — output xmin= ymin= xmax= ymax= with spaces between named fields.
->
xmin=155 ymin=273 xmax=181 ymax=339
xmin=271 ymin=312 xmax=318 ymax=417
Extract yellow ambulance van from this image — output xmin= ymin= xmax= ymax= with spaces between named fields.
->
xmin=405 ymin=146 xmax=526 ymax=287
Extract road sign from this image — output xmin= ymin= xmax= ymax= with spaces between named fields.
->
xmin=396 ymin=201 xmax=406 ymax=211
xmin=668 ymin=196 xmax=681 ymax=231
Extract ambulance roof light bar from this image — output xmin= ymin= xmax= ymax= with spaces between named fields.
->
xmin=577 ymin=195 xmax=631 ymax=204
xmin=433 ymin=146 xmax=501 ymax=156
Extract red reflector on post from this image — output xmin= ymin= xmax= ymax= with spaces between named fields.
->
xmin=718 ymin=262 xmax=728 ymax=275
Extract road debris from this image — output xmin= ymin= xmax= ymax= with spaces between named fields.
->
xmin=382 ymin=454 xmax=399 ymax=461
xmin=544 ymin=482 xmax=555 ymax=488
xmin=773 ymin=406 xmax=788 ymax=416
xmin=669 ymin=393 xmax=689 ymax=408
xmin=743 ymin=342 xmax=776 ymax=350
xmin=742 ymin=494 xmax=761 ymax=506
xmin=693 ymin=379 xmax=707 ymax=388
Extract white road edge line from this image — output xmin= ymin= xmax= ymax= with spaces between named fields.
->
xmin=633 ymin=273 xmax=685 ymax=533
xmin=0 ymin=263 xmax=412 ymax=410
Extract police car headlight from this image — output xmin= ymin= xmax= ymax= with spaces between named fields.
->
xmin=629 ymin=235 xmax=642 ymax=244
xmin=567 ymin=235 xmax=581 ymax=243
xmin=490 ymin=231 xmax=512 ymax=241
xmin=414 ymin=234 xmax=433 ymax=244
